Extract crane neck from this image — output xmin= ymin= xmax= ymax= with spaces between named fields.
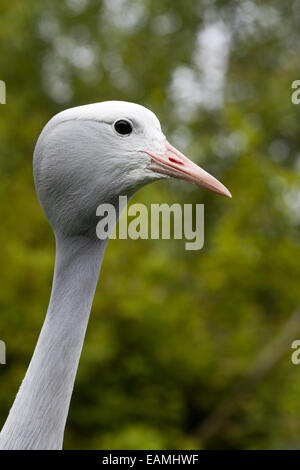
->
xmin=0 ymin=234 xmax=107 ymax=449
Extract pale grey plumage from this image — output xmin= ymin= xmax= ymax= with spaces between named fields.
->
xmin=0 ymin=101 xmax=166 ymax=450
xmin=0 ymin=100 xmax=230 ymax=450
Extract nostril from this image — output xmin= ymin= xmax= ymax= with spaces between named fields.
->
xmin=169 ymin=157 xmax=183 ymax=165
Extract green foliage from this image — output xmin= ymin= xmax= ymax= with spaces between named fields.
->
xmin=0 ymin=0 xmax=300 ymax=449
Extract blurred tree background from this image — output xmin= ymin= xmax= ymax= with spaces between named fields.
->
xmin=1 ymin=0 xmax=300 ymax=450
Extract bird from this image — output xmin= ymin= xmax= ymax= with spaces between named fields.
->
xmin=0 ymin=101 xmax=231 ymax=450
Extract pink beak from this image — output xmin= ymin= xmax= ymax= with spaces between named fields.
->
xmin=144 ymin=141 xmax=232 ymax=198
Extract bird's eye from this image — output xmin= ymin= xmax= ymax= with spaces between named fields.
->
xmin=114 ymin=119 xmax=133 ymax=136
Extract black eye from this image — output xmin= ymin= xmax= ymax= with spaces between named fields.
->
xmin=114 ymin=119 xmax=133 ymax=136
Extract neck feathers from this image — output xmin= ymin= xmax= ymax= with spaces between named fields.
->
xmin=0 ymin=235 xmax=107 ymax=449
